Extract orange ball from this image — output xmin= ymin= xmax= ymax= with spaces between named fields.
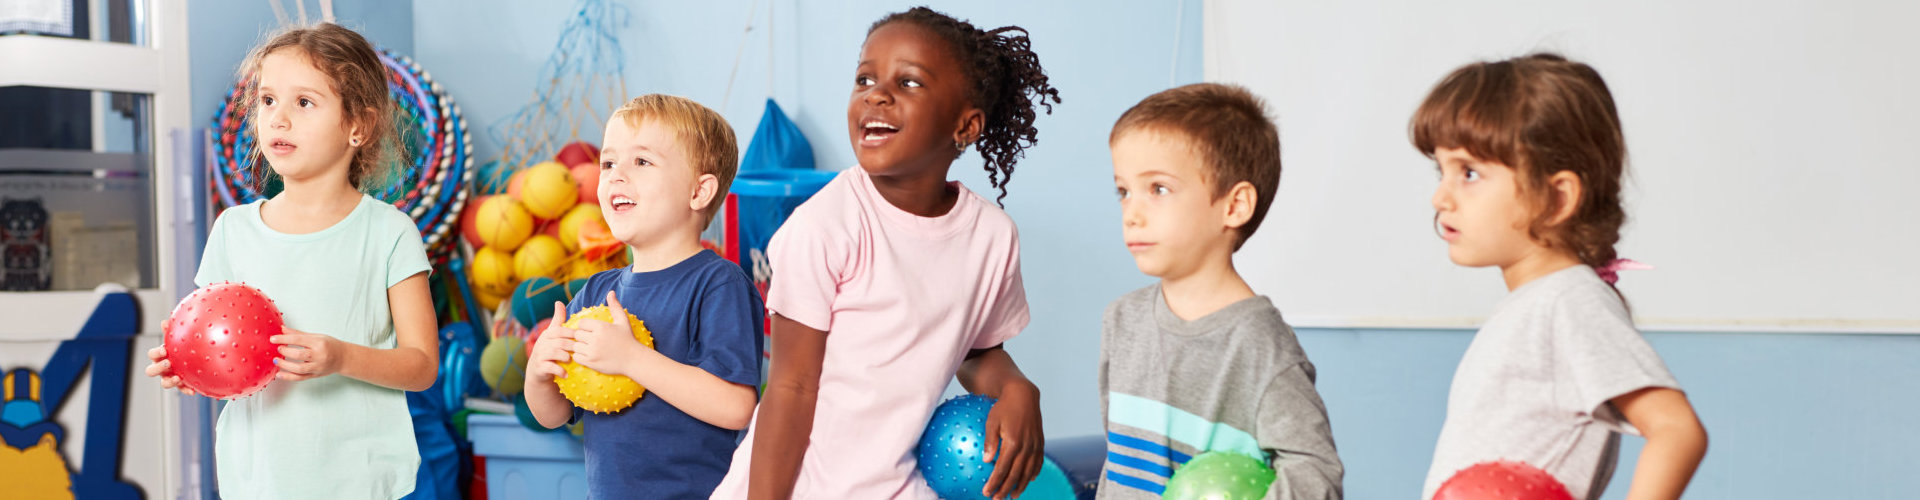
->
xmin=507 ymin=168 xmax=528 ymax=199
xmin=459 ymin=194 xmax=493 ymax=248
xmin=570 ymin=162 xmax=601 ymax=206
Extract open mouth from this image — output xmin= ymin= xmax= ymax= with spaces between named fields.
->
xmin=608 ymin=194 xmax=637 ymax=213
xmin=860 ymin=119 xmax=900 ymax=145
xmin=1439 ymin=223 xmax=1460 ymax=241
xmin=267 ymin=138 xmax=296 ymax=155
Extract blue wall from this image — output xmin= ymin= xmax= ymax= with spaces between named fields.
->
xmin=189 ymin=1 xmax=414 ymax=131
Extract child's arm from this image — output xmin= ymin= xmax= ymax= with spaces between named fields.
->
xmin=1258 ymin=362 xmax=1343 ymax=500
xmin=748 ymin=313 xmax=828 ymax=500
xmin=270 ymin=272 xmax=439 ymax=391
xmin=524 ymin=302 xmax=577 ymax=429
xmin=568 ymin=291 xmax=757 ymax=430
xmin=1615 ymin=387 xmax=1707 ymax=500
xmin=956 ymin=345 xmax=1044 ymax=500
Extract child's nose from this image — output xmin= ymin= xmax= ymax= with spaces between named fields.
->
xmin=1430 ymin=184 xmax=1452 ymax=212
xmin=1121 ymin=200 xmax=1143 ymax=228
xmin=262 ymin=107 xmax=289 ymax=130
xmin=863 ymin=87 xmax=893 ymax=106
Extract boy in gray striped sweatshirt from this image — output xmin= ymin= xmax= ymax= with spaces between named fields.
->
xmin=1099 ymin=83 xmax=1342 ymax=500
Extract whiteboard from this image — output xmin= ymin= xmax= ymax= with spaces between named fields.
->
xmin=1205 ymin=0 xmax=1920 ymax=333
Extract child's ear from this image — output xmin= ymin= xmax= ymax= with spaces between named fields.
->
xmin=347 ymin=106 xmax=377 ymax=146
xmin=689 ymin=173 xmax=720 ymax=213
xmin=1222 ymin=180 xmax=1258 ymax=229
xmin=952 ymin=107 xmax=985 ymax=150
xmin=1545 ymin=170 xmax=1583 ymax=226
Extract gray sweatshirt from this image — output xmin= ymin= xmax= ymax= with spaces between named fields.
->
xmin=1097 ymin=284 xmax=1343 ymax=500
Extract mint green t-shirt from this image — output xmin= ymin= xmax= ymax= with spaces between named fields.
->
xmin=195 ymin=194 xmax=431 ymax=500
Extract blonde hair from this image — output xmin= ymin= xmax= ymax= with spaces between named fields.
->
xmin=610 ymin=94 xmax=740 ymax=226
xmin=237 ymin=23 xmax=397 ymax=192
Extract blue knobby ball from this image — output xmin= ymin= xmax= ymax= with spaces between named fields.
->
xmin=917 ymin=394 xmax=999 ymax=500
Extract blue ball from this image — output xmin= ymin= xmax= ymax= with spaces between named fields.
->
xmin=1022 ymin=458 xmax=1078 ymax=500
xmin=510 ymin=277 xmax=567 ymax=329
xmin=918 ymin=394 xmax=999 ymax=500
xmin=474 ymin=159 xmax=510 ymax=195
xmin=915 ymin=394 xmax=1080 ymax=500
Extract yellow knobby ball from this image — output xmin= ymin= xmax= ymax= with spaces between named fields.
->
xmin=470 ymin=246 xmax=516 ymax=296
xmin=556 ymin=203 xmax=603 ymax=253
xmin=556 ymin=305 xmax=654 ymax=414
xmin=521 ymin=161 xmax=580 ymax=220
xmin=513 ymin=235 xmax=568 ymax=282
xmin=475 ymin=196 xmax=534 ymax=251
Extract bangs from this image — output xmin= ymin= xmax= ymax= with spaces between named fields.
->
xmin=1410 ymin=60 xmax=1527 ymax=169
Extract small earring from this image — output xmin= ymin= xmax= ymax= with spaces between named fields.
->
xmin=350 ymin=138 xmax=361 ymax=146
xmin=954 ymin=139 xmax=969 ymax=151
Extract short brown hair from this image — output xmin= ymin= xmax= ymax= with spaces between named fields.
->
xmin=611 ymin=94 xmax=739 ymax=226
xmin=1110 ymin=83 xmax=1280 ymax=251
xmin=1411 ymin=53 xmax=1627 ymax=272
xmin=238 ymin=23 xmax=396 ymax=192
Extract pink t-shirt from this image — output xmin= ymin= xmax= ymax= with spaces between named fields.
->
xmin=710 ymin=166 xmax=1030 ymax=499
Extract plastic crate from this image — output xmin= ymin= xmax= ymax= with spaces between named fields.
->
xmin=468 ymin=414 xmax=587 ymax=499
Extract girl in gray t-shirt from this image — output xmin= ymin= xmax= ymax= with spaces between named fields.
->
xmin=1409 ymin=53 xmax=1708 ymax=500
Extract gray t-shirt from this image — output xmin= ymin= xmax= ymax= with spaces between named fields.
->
xmin=1098 ymin=284 xmax=1343 ymax=500
xmin=1423 ymin=265 xmax=1681 ymax=500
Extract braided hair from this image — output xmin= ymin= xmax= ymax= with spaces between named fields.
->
xmin=871 ymin=7 xmax=1063 ymax=204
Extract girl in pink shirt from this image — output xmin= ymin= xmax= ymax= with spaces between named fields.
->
xmin=710 ymin=7 xmax=1062 ymax=500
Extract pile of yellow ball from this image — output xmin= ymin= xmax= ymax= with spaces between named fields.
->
xmin=464 ymin=145 xmax=627 ymax=312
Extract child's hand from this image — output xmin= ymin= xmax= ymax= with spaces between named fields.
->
xmin=271 ymin=326 xmax=346 ymax=381
xmin=528 ymin=302 xmax=578 ymax=382
xmin=982 ymin=382 xmax=1045 ymax=499
xmin=567 ymin=291 xmax=653 ymax=378
xmin=142 ymin=346 xmax=200 ymax=396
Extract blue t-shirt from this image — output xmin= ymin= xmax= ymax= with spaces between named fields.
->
xmin=565 ymin=249 xmax=765 ymax=499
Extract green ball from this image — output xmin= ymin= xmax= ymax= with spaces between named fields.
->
xmin=478 ymin=336 xmax=528 ymax=396
xmin=1162 ymin=451 xmax=1276 ymax=500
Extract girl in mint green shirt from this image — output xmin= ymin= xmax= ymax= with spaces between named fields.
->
xmin=143 ymin=23 xmax=439 ymax=500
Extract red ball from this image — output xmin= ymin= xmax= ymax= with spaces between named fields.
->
xmin=162 ymin=282 xmax=284 ymax=399
xmin=1435 ymin=461 xmax=1574 ymax=500
xmin=460 ymin=194 xmax=493 ymax=248
xmin=555 ymin=141 xmax=599 ymax=168
xmin=525 ymin=318 xmax=553 ymax=357
xmin=537 ymin=217 xmax=561 ymax=240
xmin=570 ymin=162 xmax=600 ymax=206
